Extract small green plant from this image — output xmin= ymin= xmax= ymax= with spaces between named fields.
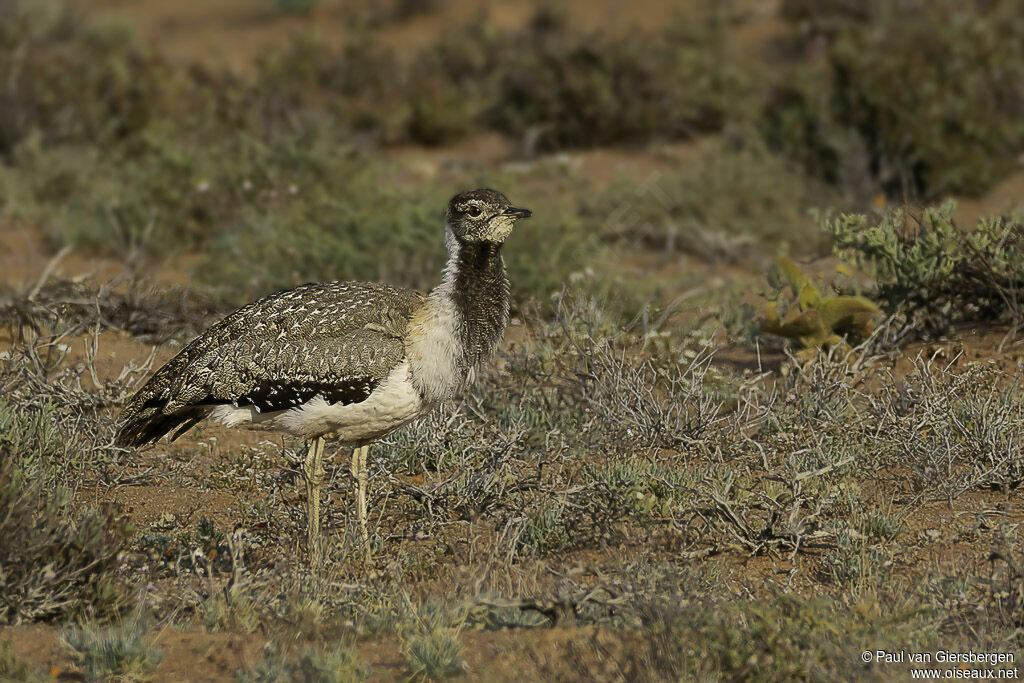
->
xmin=237 ymin=643 xmax=369 ymax=683
xmin=397 ymin=602 xmax=468 ymax=680
xmin=825 ymin=532 xmax=891 ymax=588
xmin=275 ymin=595 xmax=329 ymax=642
xmin=762 ymin=257 xmax=878 ymax=350
xmin=405 ymin=630 xmax=467 ymax=680
xmin=60 ymin=619 xmax=164 ymax=682
xmin=824 ymin=202 xmax=1024 ymax=338
xmin=0 ymin=640 xmax=44 ymax=682
xmin=302 ymin=646 xmax=371 ymax=682
xmin=200 ymin=590 xmax=260 ymax=634
xmin=863 ymin=511 xmax=906 ymax=542
xmin=517 ymin=499 xmax=570 ymax=555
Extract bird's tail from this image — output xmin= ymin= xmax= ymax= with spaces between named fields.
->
xmin=116 ymin=384 xmax=203 ymax=448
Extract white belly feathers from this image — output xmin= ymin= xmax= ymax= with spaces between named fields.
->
xmin=207 ymin=361 xmax=425 ymax=442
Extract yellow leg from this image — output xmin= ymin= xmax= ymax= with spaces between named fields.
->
xmin=303 ymin=436 xmax=326 ymax=567
xmin=351 ymin=444 xmax=370 ymax=565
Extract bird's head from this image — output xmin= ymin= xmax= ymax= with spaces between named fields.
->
xmin=445 ymin=189 xmax=531 ymax=245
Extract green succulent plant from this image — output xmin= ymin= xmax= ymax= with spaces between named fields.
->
xmin=763 ymin=257 xmax=879 ymax=350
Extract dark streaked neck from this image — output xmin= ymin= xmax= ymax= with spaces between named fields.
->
xmin=436 ymin=231 xmax=510 ymax=368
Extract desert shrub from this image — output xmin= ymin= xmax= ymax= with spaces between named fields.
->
xmin=824 ymin=202 xmax=1024 ymax=338
xmin=0 ymin=332 xmax=145 ymax=471
xmin=587 ymin=139 xmax=824 ymax=260
xmin=767 ymin=0 xmax=1024 ymax=198
xmin=198 ymin=148 xmax=448 ymax=301
xmin=401 ymin=20 xmax=499 ymax=146
xmin=630 ymin=592 xmax=935 ymax=682
xmin=20 ymin=0 xmax=1022 ymax=205
xmin=237 ymin=6 xmax=754 ymax=150
xmin=490 ymin=13 xmax=752 ymax=151
xmin=3 ymin=131 xmax=372 ymax=256
xmin=403 ymin=78 xmax=481 ymax=146
xmin=565 ymin=460 xmax=698 ymax=548
xmin=359 ymin=0 xmax=440 ymax=27
xmin=405 ymin=629 xmax=466 ymax=680
xmin=0 ymin=275 xmax=214 ymax=345
xmin=0 ymin=401 xmax=131 ymax=623
xmin=247 ymin=8 xmax=753 ymax=149
xmin=517 ymin=499 xmax=570 ymax=555
xmin=1 ymin=132 xmax=443 ymax=300
xmin=244 ymin=34 xmax=402 ymax=141
xmin=200 ymin=590 xmax=260 ymax=635
xmin=829 ymin=0 xmax=1024 ymax=197
xmin=874 ymin=359 xmax=1024 ymax=502
xmin=237 ymin=643 xmax=369 ymax=682
xmin=578 ymin=346 xmax=726 ymax=452
xmin=60 ymin=619 xmax=163 ymax=682
xmin=825 ymin=531 xmax=891 ymax=588
xmin=663 ymin=353 xmax=878 ymax=558
xmin=759 ymin=66 xmax=879 ymax=206
xmin=778 ymin=0 xmax=872 ymax=29
xmin=2 ymin=126 xmax=593 ymax=305
xmin=400 ymin=603 xmax=467 ymax=680
xmin=0 ymin=0 xmax=181 ymax=156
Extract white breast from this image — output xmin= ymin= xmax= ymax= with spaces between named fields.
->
xmin=405 ymin=295 xmax=462 ymax=404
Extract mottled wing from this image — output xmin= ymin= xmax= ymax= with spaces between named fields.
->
xmin=170 ymin=321 xmax=406 ymax=411
xmin=117 ymin=281 xmax=424 ymax=446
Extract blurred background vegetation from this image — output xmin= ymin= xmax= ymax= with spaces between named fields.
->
xmin=2 ymin=0 xmax=1023 ymax=313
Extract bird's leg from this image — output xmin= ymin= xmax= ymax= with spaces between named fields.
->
xmin=351 ymin=444 xmax=370 ymax=565
xmin=303 ymin=436 xmax=326 ymax=567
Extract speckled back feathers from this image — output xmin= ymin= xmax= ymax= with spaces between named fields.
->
xmin=117 ymin=281 xmax=423 ymax=446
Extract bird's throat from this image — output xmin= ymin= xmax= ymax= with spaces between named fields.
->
xmin=448 ymin=239 xmax=511 ymax=367
xmin=410 ymin=234 xmax=510 ymax=404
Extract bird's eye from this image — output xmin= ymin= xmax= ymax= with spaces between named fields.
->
xmin=467 ymin=206 xmax=482 ymax=217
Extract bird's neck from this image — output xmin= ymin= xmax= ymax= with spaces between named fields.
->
xmin=436 ymin=231 xmax=510 ymax=366
xmin=410 ymin=230 xmax=510 ymax=404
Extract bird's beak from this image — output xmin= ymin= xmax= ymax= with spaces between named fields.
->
xmin=503 ymin=206 xmax=532 ymax=219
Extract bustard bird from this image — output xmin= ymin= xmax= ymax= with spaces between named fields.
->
xmin=116 ymin=189 xmax=531 ymax=564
